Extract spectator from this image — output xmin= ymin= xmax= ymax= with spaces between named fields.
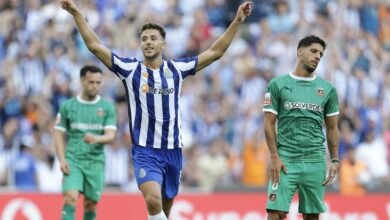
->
xmin=339 ymin=147 xmax=369 ymax=196
xmin=12 ymin=139 xmax=38 ymax=191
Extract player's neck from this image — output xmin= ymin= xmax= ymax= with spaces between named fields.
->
xmin=144 ymin=57 xmax=163 ymax=70
xmin=293 ymin=65 xmax=314 ymax=78
xmin=80 ymin=93 xmax=98 ymax=102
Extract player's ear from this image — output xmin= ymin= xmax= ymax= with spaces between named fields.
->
xmin=297 ymin=47 xmax=303 ymax=58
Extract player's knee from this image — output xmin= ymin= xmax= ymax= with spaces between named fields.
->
xmin=268 ymin=211 xmax=287 ymax=220
xmin=84 ymin=199 xmax=97 ymax=211
xmin=303 ymin=214 xmax=319 ymax=220
xmin=144 ymin=193 xmax=162 ymax=210
xmin=63 ymin=193 xmax=78 ymax=206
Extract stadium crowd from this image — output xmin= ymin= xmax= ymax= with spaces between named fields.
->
xmin=0 ymin=0 xmax=389 ymax=196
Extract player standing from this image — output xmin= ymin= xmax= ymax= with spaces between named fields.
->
xmin=263 ymin=35 xmax=340 ymax=220
xmin=54 ymin=65 xmax=117 ymax=220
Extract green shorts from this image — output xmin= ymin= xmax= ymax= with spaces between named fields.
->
xmin=266 ymin=160 xmax=327 ymax=214
xmin=62 ymin=158 xmax=105 ymax=202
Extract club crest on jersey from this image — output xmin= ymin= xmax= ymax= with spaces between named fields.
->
xmin=317 ymin=87 xmax=324 ymax=96
xmin=164 ymin=68 xmax=173 ymax=79
xmin=96 ymin=108 xmax=106 ymax=117
xmin=269 ymin=193 xmax=277 ymax=201
xmin=139 ymin=168 xmax=147 ymax=178
xmin=264 ymin=92 xmax=272 ymax=105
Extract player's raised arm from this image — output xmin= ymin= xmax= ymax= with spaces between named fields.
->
xmin=60 ymin=0 xmax=112 ymax=69
xmin=195 ymin=1 xmax=252 ymax=72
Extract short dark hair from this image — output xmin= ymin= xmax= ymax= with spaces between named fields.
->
xmin=139 ymin=22 xmax=166 ymax=40
xmin=80 ymin=65 xmax=102 ymax=78
xmin=297 ymin=35 xmax=326 ymax=50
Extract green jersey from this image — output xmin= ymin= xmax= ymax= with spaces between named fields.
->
xmin=263 ymin=73 xmax=339 ymax=162
xmin=54 ymin=95 xmax=117 ymax=163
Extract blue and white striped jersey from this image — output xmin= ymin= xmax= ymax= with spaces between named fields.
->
xmin=111 ymin=52 xmax=198 ymax=149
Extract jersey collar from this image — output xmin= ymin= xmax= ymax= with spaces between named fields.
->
xmin=289 ymin=72 xmax=316 ymax=81
xmin=77 ymin=95 xmax=101 ymax=104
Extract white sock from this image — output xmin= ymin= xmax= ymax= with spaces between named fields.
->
xmin=148 ymin=210 xmax=167 ymax=220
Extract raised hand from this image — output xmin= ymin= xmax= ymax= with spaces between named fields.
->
xmin=60 ymin=0 xmax=79 ymax=15
xmin=235 ymin=1 xmax=252 ymax=23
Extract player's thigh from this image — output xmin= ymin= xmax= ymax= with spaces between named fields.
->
xmin=132 ymin=146 xmax=164 ymax=186
xmin=62 ymin=160 xmax=83 ymax=193
xmin=298 ymin=162 xmax=327 ymax=214
xmin=162 ymin=148 xmax=182 ymax=199
xmin=266 ymin=161 xmax=300 ymax=213
xmin=83 ymin=162 xmax=105 ymax=202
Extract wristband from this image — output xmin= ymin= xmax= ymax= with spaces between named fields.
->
xmin=331 ymin=158 xmax=340 ymax=164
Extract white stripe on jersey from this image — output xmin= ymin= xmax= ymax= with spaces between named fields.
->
xmin=174 ymin=60 xmax=197 ymax=73
xmin=166 ymin=61 xmax=176 ymax=147
xmin=152 ymin=65 xmax=163 ymax=149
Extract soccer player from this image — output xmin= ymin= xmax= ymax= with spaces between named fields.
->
xmin=60 ymin=0 xmax=252 ymax=219
xmin=263 ymin=35 xmax=340 ymax=220
xmin=54 ymin=65 xmax=117 ymax=220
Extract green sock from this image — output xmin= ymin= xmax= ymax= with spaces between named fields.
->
xmin=62 ymin=204 xmax=75 ymax=220
xmin=84 ymin=211 xmax=96 ymax=220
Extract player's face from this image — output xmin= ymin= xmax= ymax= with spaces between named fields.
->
xmin=298 ymin=43 xmax=324 ymax=73
xmin=81 ymin=71 xmax=102 ymax=99
xmin=140 ymin=29 xmax=166 ymax=60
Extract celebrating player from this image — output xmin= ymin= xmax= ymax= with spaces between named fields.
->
xmin=60 ymin=0 xmax=252 ymax=219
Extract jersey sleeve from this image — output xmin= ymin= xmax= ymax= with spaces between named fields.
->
xmin=54 ymin=103 xmax=69 ymax=132
xmin=111 ymin=52 xmax=139 ymax=79
xmin=104 ymin=103 xmax=117 ymax=130
xmin=262 ymin=80 xmax=279 ymax=115
xmin=172 ymin=56 xmax=198 ymax=79
xmin=324 ymin=87 xmax=339 ymax=117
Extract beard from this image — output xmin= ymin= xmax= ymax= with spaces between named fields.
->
xmin=143 ymin=49 xmax=160 ymax=60
xmin=303 ymin=62 xmax=316 ymax=73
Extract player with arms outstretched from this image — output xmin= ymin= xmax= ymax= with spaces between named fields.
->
xmin=60 ymin=0 xmax=252 ymax=219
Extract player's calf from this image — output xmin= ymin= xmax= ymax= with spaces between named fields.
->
xmin=84 ymin=198 xmax=98 ymax=220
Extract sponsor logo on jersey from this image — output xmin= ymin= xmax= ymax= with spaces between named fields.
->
xmin=264 ymin=92 xmax=272 ymax=105
xmin=96 ymin=108 xmax=106 ymax=117
xmin=141 ymin=84 xmax=174 ymax=95
xmin=71 ymin=123 xmax=104 ymax=130
xmin=317 ymin=87 xmax=324 ymax=96
xmin=284 ymin=102 xmax=323 ymax=112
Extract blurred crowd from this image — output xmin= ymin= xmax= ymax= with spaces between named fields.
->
xmin=0 ymin=0 xmax=389 ymax=196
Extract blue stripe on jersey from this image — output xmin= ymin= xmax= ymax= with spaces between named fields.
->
xmin=146 ymin=68 xmax=155 ymax=147
xmin=132 ymin=64 xmax=142 ymax=145
xmin=167 ymin=61 xmax=180 ymax=147
xmin=159 ymin=65 xmax=170 ymax=148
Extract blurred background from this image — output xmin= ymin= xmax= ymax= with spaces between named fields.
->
xmin=0 ymin=0 xmax=390 ymax=219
